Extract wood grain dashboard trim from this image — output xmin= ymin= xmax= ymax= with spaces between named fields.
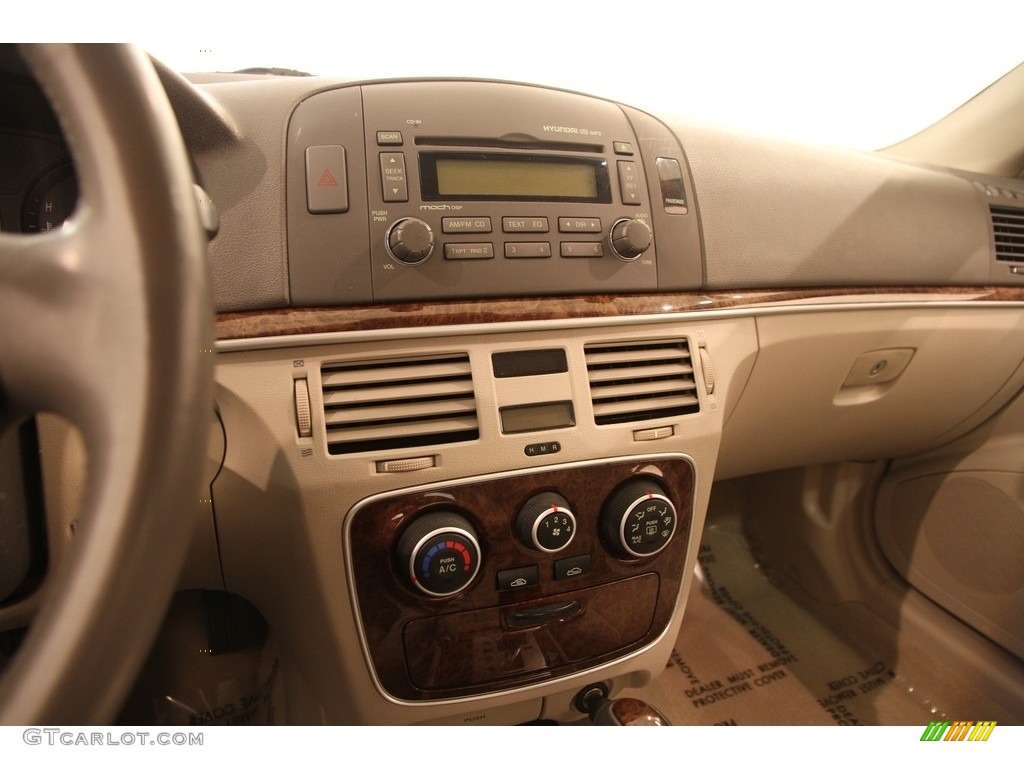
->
xmin=216 ymin=287 xmax=1024 ymax=341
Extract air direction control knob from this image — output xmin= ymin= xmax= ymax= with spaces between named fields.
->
xmin=609 ymin=218 xmax=653 ymax=261
xmin=396 ymin=510 xmax=481 ymax=597
xmin=516 ymin=492 xmax=576 ymax=553
xmin=601 ymin=477 xmax=677 ymax=558
xmin=387 ymin=217 xmax=434 ymax=265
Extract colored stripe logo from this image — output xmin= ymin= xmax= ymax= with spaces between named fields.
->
xmin=920 ymin=721 xmax=997 ymax=741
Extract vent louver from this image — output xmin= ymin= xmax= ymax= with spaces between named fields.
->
xmin=992 ymin=206 xmax=1024 ymax=263
xmin=321 ymin=353 xmax=478 ymax=455
xmin=585 ymin=339 xmax=700 ymax=425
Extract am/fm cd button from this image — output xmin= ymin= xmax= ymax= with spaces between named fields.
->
xmin=442 ymin=217 xmax=492 ymax=233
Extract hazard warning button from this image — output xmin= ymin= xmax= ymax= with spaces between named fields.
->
xmin=305 ymin=145 xmax=348 ymax=214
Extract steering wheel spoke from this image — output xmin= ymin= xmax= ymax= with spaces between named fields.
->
xmin=0 ymin=220 xmax=143 ymax=424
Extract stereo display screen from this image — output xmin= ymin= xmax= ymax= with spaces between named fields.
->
xmin=421 ymin=153 xmax=611 ymax=202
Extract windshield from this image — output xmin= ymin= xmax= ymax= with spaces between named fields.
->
xmin=37 ymin=2 xmax=1024 ymax=151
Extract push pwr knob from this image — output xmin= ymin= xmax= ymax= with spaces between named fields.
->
xmin=601 ymin=477 xmax=677 ymax=558
xmin=386 ymin=217 xmax=434 ymax=265
xmin=396 ymin=510 xmax=482 ymax=597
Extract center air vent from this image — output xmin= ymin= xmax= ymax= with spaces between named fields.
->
xmin=991 ymin=206 xmax=1024 ymax=263
xmin=321 ymin=353 xmax=478 ymax=455
xmin=585 ymin=339 xmax=700 ymax=425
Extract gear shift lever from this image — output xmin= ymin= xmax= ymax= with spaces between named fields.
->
xmin=575 ymin=684 xmax=671 ymax=726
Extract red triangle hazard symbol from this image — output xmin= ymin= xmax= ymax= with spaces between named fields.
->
xmin=317 ymin=168 xmax=338 ymax=187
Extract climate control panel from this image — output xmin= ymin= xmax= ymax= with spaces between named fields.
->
xmin=347 ymin=455 xmax=694 ymax=700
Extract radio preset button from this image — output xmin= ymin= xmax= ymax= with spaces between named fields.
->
xmin=505 ymin=242 xmax=552 ymax=259
xmin=558 ymin=217 xmax=602 ymax=233
xmin=502 ymin=217 xmax=549 ymax=233
xmin=443 ymin=243 xmax=494 ymax=260
xmin=442 ymin=217 xmax=492 ymax=234
xmin=380 ymin=152 xmax=408 ymax=202
xmin=560 ymin=242 xmax=604 ymax=258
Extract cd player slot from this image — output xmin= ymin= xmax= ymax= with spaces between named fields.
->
xmin=414 ymin=136 xmax=604 ymax=154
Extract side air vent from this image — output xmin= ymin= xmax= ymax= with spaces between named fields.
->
xmin=585 ymin=339 xmax=700 ymax=425
xmin=992 ymin=206 xmax=1024 ymax=263
xmin=321 ymin=353 xmax=478 ymax=455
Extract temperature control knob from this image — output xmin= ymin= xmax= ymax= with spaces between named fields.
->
xmin=396 ymin=510 xmax=481 ymax=597
xmin=601 ymin=478 xmax=677 ymax=558
xmin=516 ymin=492 xmax=576 ymax=553
xmin=609 ymin=218 xmax=652 ymax=261
xmin=386 ymin=217 xmax=434 ymax=265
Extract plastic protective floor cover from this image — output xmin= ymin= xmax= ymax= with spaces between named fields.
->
xmin=633 ymin=508 xmax=1024 ymax=726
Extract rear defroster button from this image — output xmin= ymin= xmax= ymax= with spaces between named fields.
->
xmin=554 ymin=554 xmax=591 ymax=580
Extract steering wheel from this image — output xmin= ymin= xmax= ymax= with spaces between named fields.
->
xmin=0 ymin=45 xmax=213 ymax=724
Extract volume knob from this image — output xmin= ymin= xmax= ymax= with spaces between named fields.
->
xmin=387 ymin=217 xmax=434 ymax=265
xmin=609 ymin=218 xmax=652 ymax=261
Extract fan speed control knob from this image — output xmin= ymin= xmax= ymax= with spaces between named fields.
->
xmin=396 ymin=510 xmax=481 ymax=597
xmin=601 ymin=478 xmax=677 ymax=558
xmin=516 ymin=492 xmax=576 ymax=553
xmin=609 ymin=218 xmax=652 ymax=261
xmin=387 ymin=217 xmax=434 ymax=265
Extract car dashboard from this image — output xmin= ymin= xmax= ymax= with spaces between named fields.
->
xmin=3 ymin=51 xmax=1024 ymax=726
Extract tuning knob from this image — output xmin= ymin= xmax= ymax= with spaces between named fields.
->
xmin=609 ymin=218 xmax=652 ymax=261
xmin=396 ymin=510 xmax=481 ymax=597
xmin=516 ymin=492 xmax=576 ymax=553
xmin=600 ymin=477 xmax=677 ymax=558
xmin=387 ymin=217 xmax=434 ymax=265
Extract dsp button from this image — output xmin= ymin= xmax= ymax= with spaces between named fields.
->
xmin=396 ymin=510 xmax=482 ymax=597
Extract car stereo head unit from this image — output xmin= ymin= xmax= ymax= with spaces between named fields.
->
xmin=286 ymin=80 xmax=703 ymax=306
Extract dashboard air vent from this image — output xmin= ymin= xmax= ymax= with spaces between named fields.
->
xmin=321 ymin=353 xmax=478 ymax=455
xmin=585 ymin=339 xmax=700 ymax=425
xmin=992 ymin=206 xmax=1024 ymax=263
